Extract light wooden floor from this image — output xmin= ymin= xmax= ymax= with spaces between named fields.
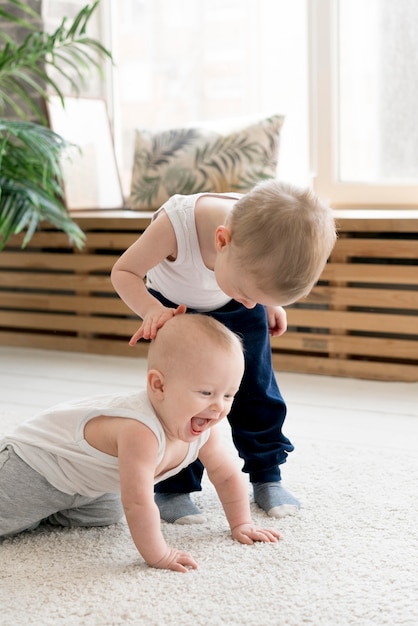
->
xmin=1 ymin=346 xmax=417 ymax=452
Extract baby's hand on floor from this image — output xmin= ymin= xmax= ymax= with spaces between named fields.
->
xmin=231 ymin=523 xmax=281 ymax=545
xmin=149 ymin=547 xmax=198 ymax=573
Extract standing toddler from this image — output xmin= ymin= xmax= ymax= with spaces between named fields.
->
xmin=111 ymin=179 xmax=337 ymax=523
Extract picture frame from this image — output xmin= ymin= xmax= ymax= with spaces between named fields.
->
xmin=46 ymin=96 xmax=124 ymax=211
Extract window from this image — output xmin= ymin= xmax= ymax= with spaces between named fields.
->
xmin=44 ymin=0 xmax=418 ymax=207
xmin=311 ymin=0 xmax=418 ymax=206
xmin=105 ymin=0 xmax=309 ymax=196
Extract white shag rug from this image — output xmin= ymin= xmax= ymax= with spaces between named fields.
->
xmin=1 ymin=410 xmax=417 ymax=626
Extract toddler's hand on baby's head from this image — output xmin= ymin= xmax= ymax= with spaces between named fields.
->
xmin=129 ymin=325 xmax=146 ymax=345
xmin=129 ymin=304 xmax=187 ymax=344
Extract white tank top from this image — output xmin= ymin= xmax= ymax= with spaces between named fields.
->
xmin=4 ymin=390 xmax=209 ymax=497
xmin=146 ymin=192 xmax=241 ymax=312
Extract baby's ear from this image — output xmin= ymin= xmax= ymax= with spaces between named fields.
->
xmin=147 ymin=369 xmax=164 ymax=396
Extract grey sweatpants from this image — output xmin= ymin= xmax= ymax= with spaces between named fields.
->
xmin=0 ymin=446 xmax=124 ymax=538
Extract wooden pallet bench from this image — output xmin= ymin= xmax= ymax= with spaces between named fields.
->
xmin=1 ymin=208 xmax=417 ymax=381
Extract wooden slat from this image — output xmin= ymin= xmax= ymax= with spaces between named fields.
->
xmin=0 ymin=271 xmax=114 ymax=292
xmin=76 ymin=232 xmax=139 ymax=249
xmin=271 ymin=352 xmax=418 ymax=382
xmin=321 ymin=263 xmax=417 ymax=285
xmin=5 ymin=231 xmax=77 ymax=249
xmin=271 ymin=332 xmax=418 ymax=359
xmin=287 ymin=309 xmax=418 ymax=334
xmin=333 ymin=238 xmax=418 ymax=259
xmin=0 ymin=331 xmax=149 ymax=358
xmin=0 ymin=311 xmax=139 ymax=336
xmin=0 ymin=293 xmax=132 ymax=315
xmin=73 ymin=210 xmax=154 ymax=230
xmin=334 ymin=209 xmax=418 ymax=232
xmin=0 ymin=251 xmax=118 ymax=272
xmin=307 ymin=286 xmax=418 ymax=310
xmin=6 ymin=231 xmax=139 ymax=250
xmin=1 ymin=209 xmax=417 ymax=382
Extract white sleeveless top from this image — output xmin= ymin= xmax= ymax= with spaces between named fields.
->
xmin=3 ymin=390 xmax=209 ymax=497
xmin=146 ymin=192 xmax=241 ymax=312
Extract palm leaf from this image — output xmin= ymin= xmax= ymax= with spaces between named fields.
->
xmin=164 ymin=166 xmax=207 ymax=197
xmin=0 ymin=1 xmax=39 ymax=32
xmin=146 ymin=128 xmax=200 ymax=169
xmin=130 ymin=176 xmax=162 ymax=207
xmin=0 ymin=120 xmax=85 ymax=250
xmin=0 ymin=178 xmax=84 ymax=249
xmin=0 ymin=1 xmax=112 ymax=123
xmin=193 ymin=135 xmax=261 ymax=188
xmin=0 ymin=2 xmax=111 ymax=249
xmin=231 ymin=171 xmax=273 ymax=191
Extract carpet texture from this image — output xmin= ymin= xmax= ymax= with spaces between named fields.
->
xmin=1 ymin=410 xmax=417 ymax=626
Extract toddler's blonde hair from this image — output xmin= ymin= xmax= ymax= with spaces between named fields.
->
xmin=228 ymin=179 xmax=337 ymax=304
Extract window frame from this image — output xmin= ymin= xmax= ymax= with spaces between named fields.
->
xmin=309 ymin=0 xmax=418 ymax=208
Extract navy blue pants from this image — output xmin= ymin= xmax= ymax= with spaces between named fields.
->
xmin=150 ymin=290 xmax=294 ymax=493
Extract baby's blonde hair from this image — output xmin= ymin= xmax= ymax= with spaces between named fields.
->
xmin=228 ymin=179 xmax=337 ymax=304
xmin=148 ymin=313 xmax=244 ymax=373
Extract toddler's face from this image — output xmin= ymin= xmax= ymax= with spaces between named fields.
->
xmin=214 ymin=251 xmax=282 ymax=308
xmin=158 ymin=345 xmax=244 ymax=443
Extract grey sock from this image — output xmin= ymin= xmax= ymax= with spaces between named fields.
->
xmin=253 ymin=482 xmax=300 ymax=519
xmin=154 ymin=493 xmax=206 ymax=524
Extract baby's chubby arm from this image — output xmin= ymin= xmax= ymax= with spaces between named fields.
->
xmin=110 ymin=212 xmax=187 ymax=342
xmin=117 ymin=420 xmax=197 ymax=572
xmin=199 ymin=427 xmax=281 ymax=544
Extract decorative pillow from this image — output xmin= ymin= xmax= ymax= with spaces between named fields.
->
xmin=129 ymin=114 xmax=284 ymax=210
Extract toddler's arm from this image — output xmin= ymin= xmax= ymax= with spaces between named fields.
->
xmin=111 ymin=211 xmax=186 ymax=341
xmin=199 ymin=428 xmax=281 ymax=544
xmin=266 ymin=305 xmax=287 ymax=337
xmin=129 ymin=303 xmax=186 ymax=344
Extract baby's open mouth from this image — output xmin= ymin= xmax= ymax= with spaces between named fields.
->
xmin=191 ymin=416 xmax=208 ymax=434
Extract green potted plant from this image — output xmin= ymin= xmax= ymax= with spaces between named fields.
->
xmin=0 ymin=0 xmax=112 ymax=250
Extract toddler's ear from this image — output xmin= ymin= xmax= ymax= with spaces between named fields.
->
xmin=215 ymin=225 xmax=232 ymax=251
xmin=147 ymin=369 xmax=164 ymax=396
